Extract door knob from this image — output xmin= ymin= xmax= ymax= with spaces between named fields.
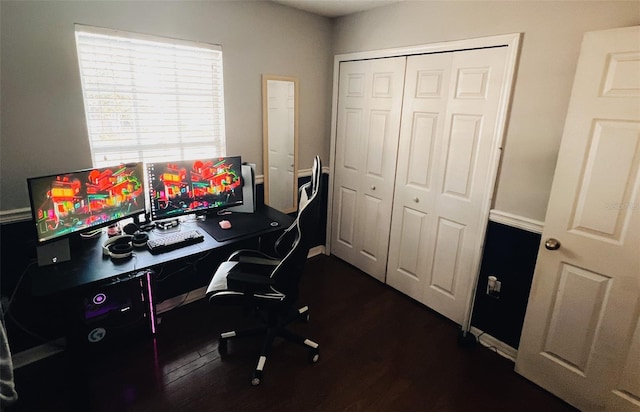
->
xmin=370 ymin=185 xmax=376 ymax=190
xmin=545 ymin=238 xmax=561 ymax=250
xmin=413 ymin=197 xmax=419 ymax=203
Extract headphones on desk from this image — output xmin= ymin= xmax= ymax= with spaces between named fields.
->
xmin=102 ymin=224 xmax=149 ymax=260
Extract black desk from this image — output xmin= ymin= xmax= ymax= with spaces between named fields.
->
xmin=31 ymin=207 xmax=293 ymax=296
xmin=30 ymin=206 xmax=294 ymax=349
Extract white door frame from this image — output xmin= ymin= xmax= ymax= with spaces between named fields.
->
xmin=326 ymin=33 xmax=522 ymax=331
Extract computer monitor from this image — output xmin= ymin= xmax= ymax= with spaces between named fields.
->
xmin=146 ymin=156 xmax=243 ymax=221
xmin=27 ymin=162 xmax=146 ymax=244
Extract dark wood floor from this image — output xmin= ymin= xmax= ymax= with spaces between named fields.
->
xmin=7 ymin=254 xmax=575 ymax=412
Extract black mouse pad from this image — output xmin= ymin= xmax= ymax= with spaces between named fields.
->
xmin=197 ymin=212 xmax=277 ymax=242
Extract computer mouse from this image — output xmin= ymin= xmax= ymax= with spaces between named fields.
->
xmin=219 ymin=220 xmax=232 ymax=229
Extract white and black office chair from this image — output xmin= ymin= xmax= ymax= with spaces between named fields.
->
xmin=206 ymin=155 xmax=323 ymax=386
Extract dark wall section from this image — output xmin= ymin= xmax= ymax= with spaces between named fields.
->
xmin=1 ymin=220 xmax=67 ymax=353
xmin=0 ymin=175 xmax=329 ymax=354
xmin=470 ymin=221 xmax=541 ymax=348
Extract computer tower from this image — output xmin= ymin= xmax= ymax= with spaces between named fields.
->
xmin=68 ymin=270 xmax=156 ymax=353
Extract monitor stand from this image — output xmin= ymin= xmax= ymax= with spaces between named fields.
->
xmin=36 ymin=238 xmax=71 ymax=267
xmin=154 ymin=218 xmax=181 ymax=230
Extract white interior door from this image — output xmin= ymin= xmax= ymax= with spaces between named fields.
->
xmin=515 ymin=26 xmax=640 ymax=411
xmin=386 ymin=47 xmax=510 ymax=324
xmin=331 ymin=57 xmax=406 ymax=281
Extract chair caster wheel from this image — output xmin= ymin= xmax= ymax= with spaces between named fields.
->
xmin=309 ymin=348 xmax=320 ymax=364
xmin=218 ymin=338 xmax=227 ymax=356
xmin=299 ymin=307 xmax=310 ymax=323
xmin=251 ymin=371 xmax=263 ymax=386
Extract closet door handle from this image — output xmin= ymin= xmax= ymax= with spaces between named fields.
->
xmin=413 ymin=197 xmax=419 ymax=203
xmin=370 ymin=185 xmax=376 ymax=190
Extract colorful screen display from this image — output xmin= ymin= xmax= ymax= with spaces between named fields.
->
xmin=146 ymin=156 xmax=243 ymax=221
xmin=27 ymin=163 xmax=146 ymax=243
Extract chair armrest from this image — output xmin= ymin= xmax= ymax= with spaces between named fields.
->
xmin=227 ymin=249 xmax=279 ymax=262
xmin=238 ymin=256 xmax=280 ymax=266
xmin=274 ymin=225 xmax=297 ymax=256
xmin=227 ymin=271 xmax=276 ymax=286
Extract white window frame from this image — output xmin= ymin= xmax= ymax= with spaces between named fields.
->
xmin=74 ymin=25 xmax=226 ymax=167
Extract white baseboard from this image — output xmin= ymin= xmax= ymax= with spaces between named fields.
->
xmin=308 ymin=245 xmax=325 ymax=258
xmin=12 ymin=337 xmax=66 ymax=369
xmin=470 ymin=326 xmax=517 ymax=362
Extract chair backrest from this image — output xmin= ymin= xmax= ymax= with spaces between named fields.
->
xmin=270 ymin=156 xmax=322 ymax=302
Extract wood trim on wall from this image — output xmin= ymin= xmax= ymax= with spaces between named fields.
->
xmin=0 ymin=207 xmax=31 ymax=224
xmin=489 ymin=209 xmax=544 ymax=234
xmin=0 ymin=168 xmax=331 ymax=225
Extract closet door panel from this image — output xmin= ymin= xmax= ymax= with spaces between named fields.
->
xmin=333 ymin=61 xmax=368 ymax=265
xmin=442 ymin=114 xmax=482 ymax=199
xmin=424 ymin=217 xmax=468 ymax=320
xmin=358 ymin=193 xmax=384 ymax=272
xmin=388 ymin=47 xmax=509 ymax=324
xmin=332 ymin=57 xmax=406 ymax=282
xmin=387 ymin=53 xmax=452 ymax=298
xmin=388 ymin=206 xmax=434 ymax=300
xmin=335 ymin=187 xmax=357 ymax=248
xmin=427 ymin=47 xmax=508 ymax=323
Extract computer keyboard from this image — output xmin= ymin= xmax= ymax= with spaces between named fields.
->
xmin=147 ymin=229 xmax=205 ymax=254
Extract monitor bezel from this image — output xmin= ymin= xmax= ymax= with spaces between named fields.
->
xmin=27 ymin=162 xmax=146 ymax=245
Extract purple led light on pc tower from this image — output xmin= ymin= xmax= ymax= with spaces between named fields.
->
xmin=93 ymin=293 xmax=106 ymax=305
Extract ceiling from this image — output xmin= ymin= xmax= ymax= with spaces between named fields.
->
xmin=271 ymin=0 xmax=401 ymax=18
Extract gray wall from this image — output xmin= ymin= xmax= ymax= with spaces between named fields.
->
xmin=2 ymin=0 xmax=639 ymax=223
xmin=0 ymin=1 xmax=332 ymax=212
xmin=333 ymin=1 xmax=640 ymax=222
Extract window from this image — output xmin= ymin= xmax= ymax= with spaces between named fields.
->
xmin=75 ymin=25 xmax=225 ymax=168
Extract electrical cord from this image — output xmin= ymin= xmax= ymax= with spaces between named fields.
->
xmin=157 ymin=291 xmax=191 ymax=313
xmin=155 ymin=263 xmax=192 ymax=282
xmin=476 ymin=331 xmax=499 ymax=354
xmin=2 ymin=260 xmax=67 ymax=348
xmin=2 ymin=260 xmax=37 ymax=316
xmin=6 ymin=310 xmax=66 ymax=349
xmin=154 ymin=250 xmax=212 ymax=282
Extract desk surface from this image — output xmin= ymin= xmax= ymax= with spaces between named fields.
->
xmin=31 ymin=207 xmax=294 ymax=296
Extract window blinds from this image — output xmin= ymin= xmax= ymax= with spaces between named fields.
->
xmin=75 ymin=25 xmax=226 ymax=167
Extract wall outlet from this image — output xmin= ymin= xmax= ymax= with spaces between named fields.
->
xmin=487 ymin=275 xmax=501 ymax=299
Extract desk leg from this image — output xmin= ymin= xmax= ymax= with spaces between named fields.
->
xmin=143 ymin=270 xmax=157 ymax=335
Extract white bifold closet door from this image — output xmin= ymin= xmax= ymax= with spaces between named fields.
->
xmin=332 ymin=46 xmax=509 ymax=324
xmin=331 ymin=57 xmax=406 ymax=281
xmin=386 ymin=47 xmax=509 ymax=324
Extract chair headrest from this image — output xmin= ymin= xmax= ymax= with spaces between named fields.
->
xmin=311 ymin=155 xmax=321 ymax=195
